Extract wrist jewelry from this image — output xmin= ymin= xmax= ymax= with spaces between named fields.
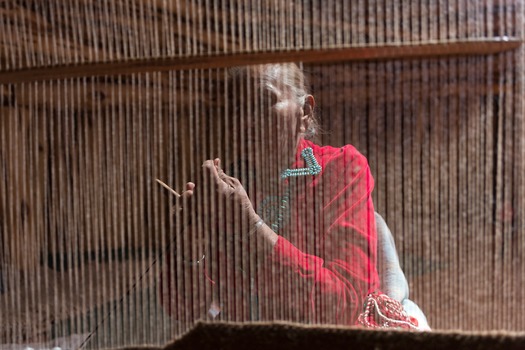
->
xmin=248 ymin=218 xmax=265 ymax=240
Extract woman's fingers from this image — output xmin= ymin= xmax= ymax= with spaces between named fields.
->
xmin=203 ymin=159 xmax=232 ymax=192
xmin=213 ymin=158 xmax=239 ymax=189
xmin=181 ymin=182 xmax=195 ymax=200
xmin=156 ymin=179 xmax=197 ymax=218
xmin=202 ymin=159 xmax=221 ymax=184
xmin=214 ymin=159 xmax=228 ymax=186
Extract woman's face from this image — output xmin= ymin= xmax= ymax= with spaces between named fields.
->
xmin=264 ymin=81 xmax=303 ymax=148
xmin=225 ymin=65 xmax=309 ymax=179
xmin=246 ymin=82 xmax=303 ymax=173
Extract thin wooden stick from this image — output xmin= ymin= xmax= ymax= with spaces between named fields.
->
xmin=156 ymin=178 xmax=181 ymax=198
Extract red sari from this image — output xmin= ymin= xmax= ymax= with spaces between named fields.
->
xmin=257 ymin=139 xmax=379 ymax=324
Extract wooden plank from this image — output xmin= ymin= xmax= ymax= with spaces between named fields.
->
xmin=0 ymin=38 xmax=521 ymax=84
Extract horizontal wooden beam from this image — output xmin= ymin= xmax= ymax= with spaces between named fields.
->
xmin=0 ymin=38 xmax=521 ymax=84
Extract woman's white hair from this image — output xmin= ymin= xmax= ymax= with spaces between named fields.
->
xmin=228 ymin=63 xmax=319 ymax=139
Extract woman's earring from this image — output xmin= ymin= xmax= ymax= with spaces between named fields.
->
xmin=299 ymin=124 xmax=306 ymax=133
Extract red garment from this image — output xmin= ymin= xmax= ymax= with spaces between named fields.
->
xmin=258 ymin=139 xmax=379 ymax=324
xmin=160 ymin=139 xmax=380 ymax=326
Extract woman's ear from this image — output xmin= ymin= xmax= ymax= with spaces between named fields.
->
xmin=303 ymin=95 xmax=315 ymax=118
xmin=300 ymin=95 xmax=315 ymax=132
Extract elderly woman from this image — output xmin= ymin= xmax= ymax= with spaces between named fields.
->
xmin=160 ymin=63 xmax=429 ymax=330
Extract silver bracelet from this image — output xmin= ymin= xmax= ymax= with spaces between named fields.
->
xmin=248 ymin=218 xmax=264 ymax=240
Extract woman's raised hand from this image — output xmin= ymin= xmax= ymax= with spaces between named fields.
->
xmin=158 ymin=157 xmax=261 ymax=242
xmin=202 ymin=158 xmax=260 ymax=230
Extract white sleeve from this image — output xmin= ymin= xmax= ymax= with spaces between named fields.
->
xmin=375 ymin=212 xmax=431 ymax=331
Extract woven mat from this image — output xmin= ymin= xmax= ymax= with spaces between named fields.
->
xmin=115 ymin=321 xmax=525 ymax=350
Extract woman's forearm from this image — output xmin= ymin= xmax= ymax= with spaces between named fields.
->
xmin=248 ymin=211 xmax=279 ymax=249
xmin=254 ymin=221 xmax=279 ymax=248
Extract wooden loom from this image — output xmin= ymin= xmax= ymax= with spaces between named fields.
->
xmin=1 ymin=1 xmax=524 ymax=348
